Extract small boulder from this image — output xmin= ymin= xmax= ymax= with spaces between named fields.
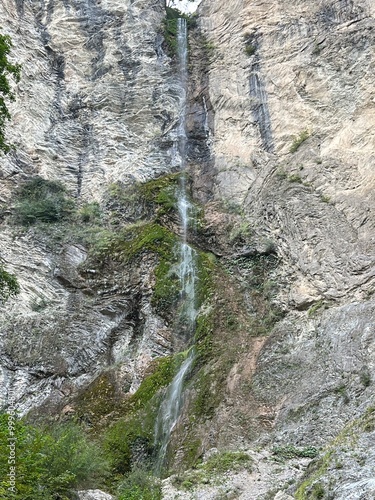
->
xmin=77 ymin=490 xmax=114 ymax=500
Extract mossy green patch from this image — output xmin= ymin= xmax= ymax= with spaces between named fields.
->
xmin=129 ymin=357 xmax=176 ymax=411
xmin=194 ymin=309 xmax=214 ymax=364
xmin=75 ymin=372 xmax=123 ymax=427
xmin=172 ymin=451 xmax=252 ymax=490
xmin=101 ymin=355 xmax=184 ymax=476
xmin=90 ymin=222 xmax=178 ymax=263
xmin=152 ymin=258 xmax=180 ymax=314
xmin=84 ymin=221 xmax=181 ymax=320
xmin=225 ymin=253 xmax=284 ymax=335
xmin=139 ymin=172 xmax=181 ymax=214
xmin=295 ymin=407 xmax=375 ymax=498
xmin=191 ymin=252 xmax=216 ymax=365
xmin=180 ymin=438 xmax=203 ymax=471
xmin=91 ymin=222 xmax=216 ymax=319
xmin=295 ymin=452 xmax=331 ymax=500
xmin=195 ymin=251 xmax=216 ymax=309
xmin=192 ymin=368 xmax=223 ymax=419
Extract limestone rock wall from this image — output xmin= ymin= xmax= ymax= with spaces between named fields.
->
xmin=180 ymin=0 xmax=375 ymax=496
xmin=196 ymin=0 xmax=375 ymax=410
xmin=1 ymin=0 xmax=178 ymax=201
xmin=0 ymin=0 xmax=178 ymax=414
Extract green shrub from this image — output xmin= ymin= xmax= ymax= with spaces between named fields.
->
xmin=360 ymin=369 xmax=371 ymax=388
xmin=229 ymin=221 xmax=252 ymax=243
xmin=290 ymin=130 xmax=310 ymax=153
xmin=163 ymin=7 xmax=184 ymax=55
xmin=311 ymin=483 xmax=325 ymax=499
xmin=245 ymin=44 xmax=256 ymax=56
xmin=272 ymin=445 xmax=319 ymax=461
xmin=103 ymin=419 xmax=147 ymax=475
xmin=117 ymin=468 xmax=162 ymax=500
xmin=288 ymin=174 xmax=303 ymax=183
xmin=0 ymin=32 xmax=21 ymax=153
xmin=162 ymin=7 xmax=196 ymax=56
xmin=0 ymin=415 xmax=109 ymax=499
xmin=14 ymin=177 xmax=74 ymax=225
xmin=77 ymin=202 xmax=101 ymax=223
xmin=243 ymin=33 xmax=256 ymax=57
xmin=320 ymin=194 xmax=331 ymax=203
xmin=276 ymin=168 xmax=288 ymax=179
xmin=0 ymin=264 xmax=19 ymax=302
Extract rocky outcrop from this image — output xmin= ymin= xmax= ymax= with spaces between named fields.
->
xmin=0 ymin=0 xmax=179 ymax=414
xmin=1 ymin=0 xmax=178 ymax=200
xmin=172 ymin=0 xmax=375 ymax=496
xmin=78 ymin=490 xmax=113 ymax=500
xmin=196 ymin=0 xmax=375 ymax=415
xmin=197 ymin=0 xmax=375 ymax=307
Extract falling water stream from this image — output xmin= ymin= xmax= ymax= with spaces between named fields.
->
xmin=154 ymin=18 xmax=197 ymax=474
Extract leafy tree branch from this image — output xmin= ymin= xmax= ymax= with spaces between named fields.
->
xmin=0 ymin=32 xmax=21 ymax=153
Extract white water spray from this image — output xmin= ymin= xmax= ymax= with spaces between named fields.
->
xmin=154 ymin=349 xmax=194 ymax=474
xmin=154 ymin=18 xmax=197 ymax=474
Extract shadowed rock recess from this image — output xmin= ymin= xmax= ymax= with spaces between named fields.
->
xmin=1 ymin=0 xmax=375 ymax=498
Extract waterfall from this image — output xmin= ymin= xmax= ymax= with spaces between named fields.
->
xmin=177 ymin=17 xmax=188 ymax=168
xmin=154 ymin=17 xmax=197 ymax=474
xmin=154 ymin=349 xmax=194 ymax=475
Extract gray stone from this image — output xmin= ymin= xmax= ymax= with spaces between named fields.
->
xmin=77 ymin=490 xmax=113 ymax=500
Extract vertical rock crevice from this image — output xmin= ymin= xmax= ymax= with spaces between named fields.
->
xmin=249 ymin=63 xmax=274 ymax=153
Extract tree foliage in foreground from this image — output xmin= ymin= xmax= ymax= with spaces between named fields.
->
xmin=0 ymin=415 xmax=109 ymax=499
xmin=0 ymin=264 xmax=19 ymax=302
xmin=0 ymin=32 xmax=21 ymax=153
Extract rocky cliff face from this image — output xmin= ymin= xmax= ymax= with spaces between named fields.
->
xmin=177 ymin=0 xmax=375 ymax=497
xmin=1 ymin=0 xmax=375 ymax=498
xmin=0 ymin=0 xmax=179 ymax=413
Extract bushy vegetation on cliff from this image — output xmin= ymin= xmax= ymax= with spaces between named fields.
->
xmin=0 ymin=32 xmax=20 ymax=153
